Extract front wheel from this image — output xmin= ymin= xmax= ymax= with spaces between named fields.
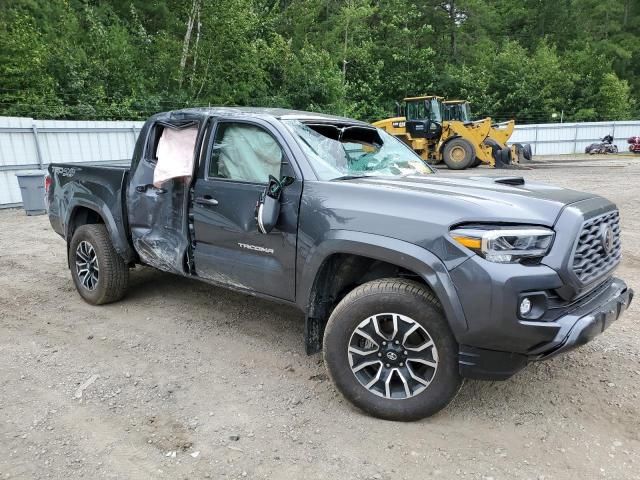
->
xmin=69 ymin=224 xmax=129 ymax=305
xmin=323 ymin=279 xmax=462 ymax=421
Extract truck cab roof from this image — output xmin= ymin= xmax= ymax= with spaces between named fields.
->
xmin=162 ymin=106 xmax=370 ymax=127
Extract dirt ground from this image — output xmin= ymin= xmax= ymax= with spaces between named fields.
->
xmin=1 ymin=155 xmax=639 ymax=480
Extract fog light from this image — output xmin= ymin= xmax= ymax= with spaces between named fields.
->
xmin=519 ymin=297 xmax=532 ymax=316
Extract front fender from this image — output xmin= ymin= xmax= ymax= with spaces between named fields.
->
xmin=298 ymin=230 xmax=468 ymax=341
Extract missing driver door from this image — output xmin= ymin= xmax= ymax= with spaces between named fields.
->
xmin=191 ymin=119 xmax=301 ymax=301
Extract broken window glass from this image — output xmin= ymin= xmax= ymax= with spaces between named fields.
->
xmin=282 ymin=120 xmax=434 ymax=180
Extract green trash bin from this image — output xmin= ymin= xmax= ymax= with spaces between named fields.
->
xmin=15 ymin=170 xmax=47 ymax=216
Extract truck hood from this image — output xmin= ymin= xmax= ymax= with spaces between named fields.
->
xmin=302 ymin=173 xmax=606 ymax=270
xmin=342 ymin=174 xmax=595 ymax=226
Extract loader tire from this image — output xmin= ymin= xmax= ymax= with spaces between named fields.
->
xmin=514 ymin=143 xmax=525 ymax=162
xmin=443 ymin=138 xmax=475 ymax=170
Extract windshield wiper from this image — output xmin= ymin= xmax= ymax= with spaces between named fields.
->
xmin=330 ymin=174 xmax=374 ymax=181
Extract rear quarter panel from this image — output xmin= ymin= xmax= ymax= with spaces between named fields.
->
xmin=47 ymin=163 xmax=135 ymax=261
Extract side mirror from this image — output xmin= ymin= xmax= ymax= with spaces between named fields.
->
xmin=257 ymin=176 xmax=294 ymax=234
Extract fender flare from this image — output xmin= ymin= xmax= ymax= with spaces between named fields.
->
xmin=298 ymin=230 xmax=468 ymax=353
xmin=64 ymin=198 xmax=134 ymax=262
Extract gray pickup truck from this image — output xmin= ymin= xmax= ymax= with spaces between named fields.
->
xmin=46 ymin=107 xmax=633 ymax=421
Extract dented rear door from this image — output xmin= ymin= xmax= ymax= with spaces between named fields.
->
xmin=127 ymin=115 xmax=203 ymax=274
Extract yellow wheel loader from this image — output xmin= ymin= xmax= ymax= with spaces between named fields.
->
xmin=373 ymin=96 xmax=517 ymax=170
xmin=443 ymin=99 xmax=532 ymax=163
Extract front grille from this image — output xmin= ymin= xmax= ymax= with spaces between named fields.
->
xmin=572 ymin=210 xmax=621 ymax=284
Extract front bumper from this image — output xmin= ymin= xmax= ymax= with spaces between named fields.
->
xmin=459 ymin=278 xmax=633 ymax=380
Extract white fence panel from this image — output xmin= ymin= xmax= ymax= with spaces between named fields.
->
xmin=511 ymin=121 xmax=640 ymax=155
xmin=0 ymin=117 xmax=144 ymax=208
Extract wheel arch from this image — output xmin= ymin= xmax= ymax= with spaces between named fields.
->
xmin=299 ymin=231 xmax=468 ymax=354
xmin=64 ymin=199 xmax=135 ymax=263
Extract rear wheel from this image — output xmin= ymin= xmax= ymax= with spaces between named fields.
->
xmin=442 ymin=138 xmax=475 ymax=170
xmin=323 ymin=278 xmax=462 ymax=421
xmin=69 ymin=224 xmax=129 ymax=305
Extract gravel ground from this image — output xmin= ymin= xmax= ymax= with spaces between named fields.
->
xmin=1 ymin=155 xmax=639 ymax=480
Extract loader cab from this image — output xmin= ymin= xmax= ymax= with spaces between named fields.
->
xmin=403 ymin=96 xmax=443 ymax=140
xmin=444 ymin=100 xmax=472 ymax=123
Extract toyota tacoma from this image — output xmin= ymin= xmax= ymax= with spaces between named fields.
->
xmin=46 ymin=107 xmax=633 ymax=421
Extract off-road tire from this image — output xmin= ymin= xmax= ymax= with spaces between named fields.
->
xmin=442 ymin=138 xmax=475 ymax=170
xmin=323 ymin=278 xmax=462 ymax=421
xmin=69 ymin=224 xmax=129 ymax=305
xmin=514 ymin=143 xmax=525 ymax=163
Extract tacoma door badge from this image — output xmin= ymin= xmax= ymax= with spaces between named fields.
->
xmin=238 ymin=243 xmax=274 ymax=255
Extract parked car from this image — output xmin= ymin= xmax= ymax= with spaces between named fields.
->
xmin=46 ymin=107 xmax=633 ymax=421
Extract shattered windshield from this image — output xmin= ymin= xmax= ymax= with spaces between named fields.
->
xmin=282 ymin=120 xmax=435 ymax=181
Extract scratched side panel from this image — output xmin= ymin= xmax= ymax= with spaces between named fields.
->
xmin=46 ymin=163 xmax=134 ymax=261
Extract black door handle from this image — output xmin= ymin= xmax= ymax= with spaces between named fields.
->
xmin=195 ymin=196 xmax=219 ymax=206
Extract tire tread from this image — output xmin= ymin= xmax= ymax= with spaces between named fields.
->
xmin=323 ymin=277 xmax=460 ymax=421
xmin=70 ymin=224 xmax=129 ymax=305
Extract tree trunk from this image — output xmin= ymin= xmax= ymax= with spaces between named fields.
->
xmin=179 ymin=0 xmax=199 ymax=88
xmin=190 ymin=4 xmax=202 ymax=89
xmin=450 ymin=0 xmax=457 ymax=57
xmin=343 ymin=15 xmax=349 ymax=82
xmin=623 ymin=0 xmax=629 ymax=27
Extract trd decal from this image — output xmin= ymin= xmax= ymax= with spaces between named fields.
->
xmin=51 ymin=166 xmax=80 ymax=177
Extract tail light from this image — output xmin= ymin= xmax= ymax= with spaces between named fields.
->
xmin=44 ymin=174 xmax=52 ymax=209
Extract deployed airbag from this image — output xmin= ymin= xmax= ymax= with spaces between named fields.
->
xmin=217 ymin=125 xmax=282 ymax=182
xmin=153 ymin=126 xmax=198 ymax=187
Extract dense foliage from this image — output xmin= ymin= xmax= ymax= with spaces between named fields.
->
xmin=1 ymin=0 xmax=638 ymax=123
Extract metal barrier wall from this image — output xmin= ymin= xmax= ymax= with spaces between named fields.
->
xmin=510 ymin=121 xmax=640 ymax=155
xmin=1 ymin=116 xmax=639 ymax=208
xmin=0 ymin=117 xmax=144 ymax=208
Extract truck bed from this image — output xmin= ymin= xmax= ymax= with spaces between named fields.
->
xmin=47 ymin=162 xmax=135 ymax=261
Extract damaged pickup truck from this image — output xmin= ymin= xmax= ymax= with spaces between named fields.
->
xmin=47 ymin=107 xmax=633 ymax=421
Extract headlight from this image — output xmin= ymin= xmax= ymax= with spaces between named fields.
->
xmin=450 ymin=226 xmax=554 ymax=263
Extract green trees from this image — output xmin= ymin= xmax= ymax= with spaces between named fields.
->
xmin=598 ymin=73 xmax=633 ymax=121
xmin=0 ymin=10 xmax=62 ymax=117
xmin=0 ymin=0 xmax=637 ymax=122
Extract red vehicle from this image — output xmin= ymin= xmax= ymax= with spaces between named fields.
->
xmin=628 ymin=136 xmax=640 ymax=154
